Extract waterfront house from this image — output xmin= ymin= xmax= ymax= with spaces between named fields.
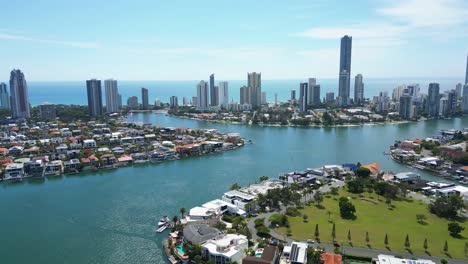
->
xmin=117 ymin=155 xmax=133 ymax=165
xmin=63 ymin=159 xmax=81 ymax=173
xmin=132 ymin=153 xmax=148 ymax=163
xmin=24 ymin=160 xmax=45 ymax=177
xmin=83 ymin=139 xmax=97 ymax=148
xmin=183 ymin=224 xmax=222 ymax=245
xmin=242 ymin=245 xmax=279 ymax=264
xmin=399 ymin=140 xmax=420 ymax=150
xmin=184 ymin=206 xmax=217 ymax=224
xmin=149 ymin=151 xmax=164 ymax=163
xmin=222 ymin=190 xmax=256 ymax=212
xmin=44 ymin=160 xmax=63 ymax=176
xmin=226 ymin=133 xmax=242 ymax=145
xmin=81 ymin=155 xmax=99 ymax=170
xmin=5 ymin=163 xmax=24 ymax=180
xmin=201 ymin=234 xmax=248 ymax=264
xmin=417 ymin=157 xmax=443 ymax=169
xmin=281 ymin=242 xmax=308 ymax=264
xmin=176 ymin=144 xmax=201 ymax=157
xmin=120 ymin=137 xmax=134 ymax=144
xmin=112 ymin=146 xmax=125 ymax=154
xmin=393 ymin=172 xmax=421 ymax=183
xmin=100 ymin=154 xmax=118 ymax=167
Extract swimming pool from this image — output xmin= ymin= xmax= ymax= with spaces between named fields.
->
xmin=176 ymin=243 xmax=186 ymax=255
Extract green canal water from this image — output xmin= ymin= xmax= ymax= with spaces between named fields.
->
xmin=1 ymin=114 xmax=468 ymax=264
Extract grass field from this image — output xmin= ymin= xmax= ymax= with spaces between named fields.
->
xmin=276 ymin=189 xmax=468 ymax=259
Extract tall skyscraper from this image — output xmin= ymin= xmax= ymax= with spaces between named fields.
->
xmin=248 ymin=72 xmax=261 ymax=108
xmin=127 ymin=96 xmax=138 ymax=109
xmin=307 ymin=78 xmax=316 ymax=105
xmin=354 ymin=74 xmax=364 ymax=105
xmin=456 ymin=83 xmax=462 ymax=100
xmin=465 ymin=54 xmax=468 ymax=85
xmin=326 ymin=92 xmax=335 ymax=103
xmin=218 ymin=81 xmax=229 ymax=106
xmin=141 ymin=87 xmax=149 ymax=110
xmin=463 ymin=84 xmax=468 ymax=113
xmin=104 ymin=79 xmax=120 ymax=113
xmin=170 ymin=96 xmax=178 ymax=108
xmin=299 ymin=82 xmax=308 ymax=113
xmin=86 ymin=79 xmax=103 ymax=116
xmin=338 ymin=35 xmax=352 ymax=106
xmin=311 ymin=85 xmax=321 ymax=106
xmin=197 ymin=80 xmax=209 ymax=111
xmin=0 ymin=82 xmax=10 ymax=109
xmin=261 ymin=92 xmax=267 ymax=105
xmin=399 ymin=95 xmax=413 ymax=119
xmin=240 ymin=86 xmax=251 ymax=105
xmin=291 ymin=90 xmax=296 ymax=101
xmin=427 ymin=83 xmax=440 ymax=117
xmin=447 ymin=89 xmax=457 ymax=115
xmin=209 ymin=74 xmax=218 ymax=106
xmin=9 ymin=69 xmax=30 ymax=118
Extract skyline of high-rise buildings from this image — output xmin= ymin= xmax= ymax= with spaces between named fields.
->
xmin=86 ymin=79 xmax=103 ymax=116
xmin=10 ymin=69 xmax=30 ymax=119
xmin=338 ymin=35 xmax=352 ymax=106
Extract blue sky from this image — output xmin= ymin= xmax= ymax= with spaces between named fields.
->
xmin=0 ymin=0 xmax=467 ymax=81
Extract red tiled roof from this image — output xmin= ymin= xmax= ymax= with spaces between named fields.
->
xmin=321 ymin=253 xmax=342 ymax=264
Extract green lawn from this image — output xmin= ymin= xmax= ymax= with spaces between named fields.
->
xmin=276 ymin=190 xmax=468 ymax=259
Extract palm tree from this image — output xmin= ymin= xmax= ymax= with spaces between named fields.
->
xmin=404 ymin=234 xmax=410 ymax=249
xmin=423 ymin=238 xmax=428 ymax=252
xmin=180 ymin=207 xmax=186 ymax=218
xmin=347 ymin=229 xmax=351 ymax=242
xmin=332 ymin=223 xmax=336 ymax=241
xmin=443 ymin=240 xmax=448 ymax=254
xmin=172 ymin=215 xmax=179 ymax=224
xmin=366 ymin=231 xmax=370 ymax=245
xmin=315 ymin=224 xmax=319 ymax=239
xmin=384 ymin=234 xmax=388 ymax=247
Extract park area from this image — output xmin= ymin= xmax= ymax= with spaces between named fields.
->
xmin=275 ymin=189 xmax=468 ymax=259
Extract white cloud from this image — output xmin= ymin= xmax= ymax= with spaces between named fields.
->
xmin=0 ymin=32 xmax=99 ymax=49
xmin=294 ymin=0 xmax=468 ymax=47
xmin=377 ymin=0 xmax=468 ymax=27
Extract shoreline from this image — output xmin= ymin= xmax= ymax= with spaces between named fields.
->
xmin=166 ymin=113 xmax=412 ymax=128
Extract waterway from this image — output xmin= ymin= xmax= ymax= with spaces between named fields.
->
xmin=1 ymin=114 xmax=467 ymax=263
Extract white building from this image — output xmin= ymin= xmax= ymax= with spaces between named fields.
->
xmin=282 ymin=242 xmax=308 ymax=264
xmin=105 ymin=79 xmax=121 ymax=113
xmin=197 ymin=80 xmax=209 ymax=111
xmin=221 ymin=190 xmax=255 ymax=212
xmin=375 ymin=255 xmax=435 ymax=264
xmin=5 ymin=163 xmax=24 ymax=180
xmin=218 ymin=81 xmax=229 ymax=107
xmin=202 ymin=234 xmax=248 ymax=264
xmin=184 ymin=206 xmax=216 ymax=224
xmin=83 ymin=139 xmax=97 ymax=148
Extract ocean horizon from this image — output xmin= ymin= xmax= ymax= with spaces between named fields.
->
xmin=26 ymin=77 xmax=463 ymax=106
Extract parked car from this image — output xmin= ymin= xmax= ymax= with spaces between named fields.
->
xmin=307 ymin=239 xmax=315 ymax=244
xmin=333 ymin=242 xmax=341 ymax=247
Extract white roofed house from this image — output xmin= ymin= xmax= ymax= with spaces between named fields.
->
xmin=222 ymin=190 xmax=256 ymax=213
xmin=184 ymin=206 xmax=217 ymax=225
xmin=44 ymin=160 xmax=63 ymax=176
xmin=83 ymin=139 xmax=97 ymax=148
xmin=201 ymin=233 xmax=248 ymax=264
xmin=282 ymin=242 xmax=308 ymax=264
xmin=4 ymin=163 xmax=24 ymax=181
